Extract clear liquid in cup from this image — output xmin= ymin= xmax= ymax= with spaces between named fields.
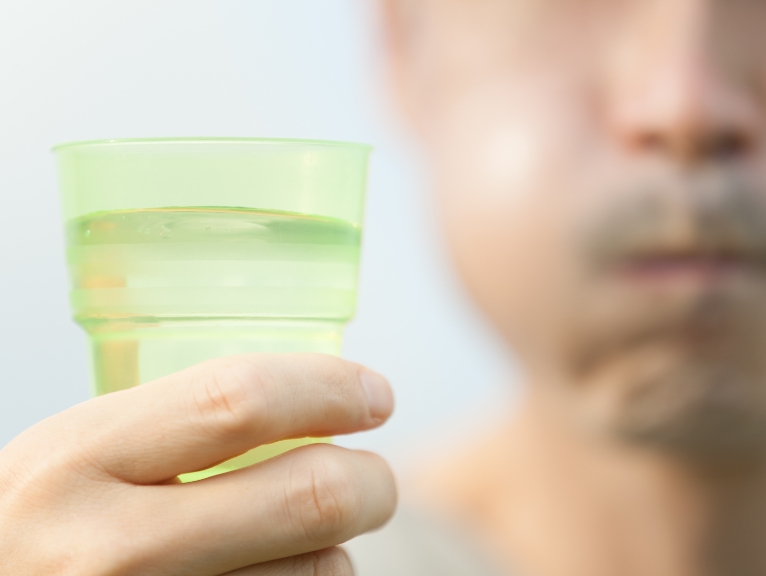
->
xmin=65 ymin=207 xmax=362 ymax=481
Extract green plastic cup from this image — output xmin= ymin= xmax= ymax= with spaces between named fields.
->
xmin=54 ymin=137 xmax=371 ymax=481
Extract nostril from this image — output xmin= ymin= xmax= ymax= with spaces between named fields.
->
xmin=709 ymin=131 xmax=751 ymax=159
xmin=632 ymin=131 xmax=667 ymax=154
xmin=627 ymin=129 xmax=753 ymax=161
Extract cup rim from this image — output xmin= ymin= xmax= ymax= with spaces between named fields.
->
xmin=52 ymin=136 xmax=373 ymax=153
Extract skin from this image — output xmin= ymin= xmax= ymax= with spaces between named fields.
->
xmin=0 ymin=354 xmax=396 ymax=575
xmin=7 ymin=0 xmax=766 ymax=574
xmin=380 ymin=0 xmax=766 ymax=574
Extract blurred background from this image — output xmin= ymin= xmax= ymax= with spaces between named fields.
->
xmin=0 ymin=0 xmax=515 ymax=472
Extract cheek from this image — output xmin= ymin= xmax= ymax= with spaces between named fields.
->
xmin=424 ymin=78 xmax=601 ymax=356
xmin=436 ymin=161 xmax=578 ymax=359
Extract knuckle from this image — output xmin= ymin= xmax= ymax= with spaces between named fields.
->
xmin=286 ymin=448 xmax=360 ymax=545
xmin=190 ymin=361 xmax=266 ymax=440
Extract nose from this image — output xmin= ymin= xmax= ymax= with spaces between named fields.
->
xmin=607 ymin=3 xmax=763 ymax=164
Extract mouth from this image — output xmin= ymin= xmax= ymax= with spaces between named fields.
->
xmin=612 ymin=252 xmax=765 ymax=286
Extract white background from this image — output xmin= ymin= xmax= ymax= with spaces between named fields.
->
xmin=0 ymin=0 xmax=516 ymax=471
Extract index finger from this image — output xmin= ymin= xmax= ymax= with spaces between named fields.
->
xmin=51 ymin=353 xmax=394 ymax=484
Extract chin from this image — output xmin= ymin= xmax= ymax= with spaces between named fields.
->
xmin=600 ymin=360 xmax=766 ymax=461
xmin=559 ymin=279 xmax=766 ymax=460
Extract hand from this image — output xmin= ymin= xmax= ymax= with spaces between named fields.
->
xmin=0 ymin=353 xmax=396 ymax=575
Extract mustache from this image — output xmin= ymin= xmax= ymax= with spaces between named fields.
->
xmin=581 ymin=169 xmax=766 ymax=270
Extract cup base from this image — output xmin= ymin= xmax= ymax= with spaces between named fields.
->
xmin=80 ymin=317 xmax=344 ymax=478
xmin=81 ymin=317 xmax=345 ymax=395
xmin=179 ymin=437 xmax=332 ymax=483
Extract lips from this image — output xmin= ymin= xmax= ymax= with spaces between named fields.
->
xmin=610 ymin=250 xmax=766 ymax=284
xmin=578 ymin=168 xmax=766 ymax=290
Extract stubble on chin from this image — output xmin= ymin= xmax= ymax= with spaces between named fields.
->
xmin=577 ymin=344 xmax=766 ymax=461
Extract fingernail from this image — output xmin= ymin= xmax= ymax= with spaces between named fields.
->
xmin=360 ymin=370 xmax=394 ymax=422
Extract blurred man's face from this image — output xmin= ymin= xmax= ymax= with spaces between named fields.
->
xmin=385 ymin=0 xmax=766 ymax=457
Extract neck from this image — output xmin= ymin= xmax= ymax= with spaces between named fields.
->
xmin=414 ymin=389 xmax=766 ymax=576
